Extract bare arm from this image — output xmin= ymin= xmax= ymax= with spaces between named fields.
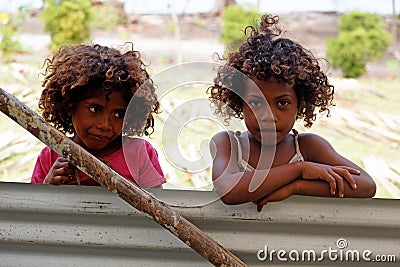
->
xmin=210 ymin=131 xmax=360 ymax=205
xmin=254 ymin=134 xmax=376 ymax=210
xmin=299 ymin=133 xmax=375 ymax=197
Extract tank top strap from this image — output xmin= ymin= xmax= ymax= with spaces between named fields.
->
xmin=292 ymin=129 xmax=301 ymax=155
xmin=232 ymin=133 xmax=244 ymax=164
xmin=289 ymin=129 xmax=305 ymax=163
xmin=232 ymin=132 xmax=255 ymax=172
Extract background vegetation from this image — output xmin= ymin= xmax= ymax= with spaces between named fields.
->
xmin=327 ymin=11 xmax=392 ymax=78
xmin=220 ymin=4 xmax=260 ymax=55
xmin=41 ymin=0 xmax=93 ymax=51
xmin=0 ymin=6 xmax=29 ymax=61
xmin=0 ymin=2 xmax=399 ymax=199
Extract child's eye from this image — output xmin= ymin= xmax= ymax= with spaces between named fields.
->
xmin=249 ymin=100 xmax=261 ymax=107
xmin=277 ymin=100 xmax=290 ymax=107
xmin=88 ymin=106 xmax=101 ymax=113
xmin=112 ymin=110 xmax=126 ymax=118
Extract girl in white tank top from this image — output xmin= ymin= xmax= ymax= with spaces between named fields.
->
xmin=234 ymin=129 xmax=304 ymax=172
xmin=207 ymin=14 xmax=375 ymax=210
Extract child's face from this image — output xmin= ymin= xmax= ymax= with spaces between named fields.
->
xmin=70 ymin=91 xmax=128 ymax=153
xmin=243 ymin=78 xmax=298 ymax=146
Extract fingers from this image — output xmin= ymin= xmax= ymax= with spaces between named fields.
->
xmin=321 ymin=172 xmax=337 ymax=195
xmin=43 ymin=175 xmax=72 ymax=185
xmin=253 ymin=198 xmax=267 ymax=212
xmin=43 ymin=157 xmax=76 ymax=185
xmin=324 ymin=166 xmax=359 ymax=197
xmin=328 ymin=169 xmax=345 ymax=197
xmin=334 ymin=166 xmax=358 ymax=190
xmin=256 ymin=199 xmax=268 ymax=212
xmin=301 ymin=162 xmax=361 ymax=198
xmin=339 ymin=166 xmax=361 ymax=175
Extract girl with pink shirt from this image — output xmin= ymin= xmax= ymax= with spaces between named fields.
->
xmin=31 ymin=43 xmax=165 ymax=188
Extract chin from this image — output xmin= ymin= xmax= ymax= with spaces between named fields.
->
xmin=258 ymin=137 xmax=277 ymax=147
xmin=83 ymin=141 xmax=107 ymax=151
xmin=260 ymin=141 xmax=278 ymax=147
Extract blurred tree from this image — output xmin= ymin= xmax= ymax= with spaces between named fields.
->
xmin=92 ymin=0 xmax=127 ymax=30
xmin=0 ymin=6 xmax=29 ymax=62
xmin=327 ymin=11 xmax=392 ymax=78
xmin=211 ymin=0 xmax=236 ymax=17
xmin=220 ymin=4 xmax=259 ymax=55
xmin=41 ymin=0 xmax=93 ymax=51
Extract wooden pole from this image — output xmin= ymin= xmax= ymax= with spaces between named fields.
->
xmin=0 ymin=87 xmax=247 ymax=267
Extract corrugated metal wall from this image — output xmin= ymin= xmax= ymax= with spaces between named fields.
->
xmin=0 ymin=182 xmax=399 ymax=266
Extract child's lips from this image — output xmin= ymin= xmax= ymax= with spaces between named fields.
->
xmin=259 ymin=128 xmax=276 ymax=133
xmin=89 ymin=134 xmax=111 ymax=142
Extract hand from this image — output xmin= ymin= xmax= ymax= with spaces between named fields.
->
xmin=300 ymin=162 xmax=358 ymax=197
xmin=254 ymin=182 xmax=296 ymax=212
xmin=43 ymin=157 xmax=76 ymax=185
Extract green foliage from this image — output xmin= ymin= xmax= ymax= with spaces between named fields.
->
xmin=0 ymin=6 xmax=29 ymax=62
xmin=327 ymin=11 xmax=392 ymax=78
xmin=0 ymin=14 xmax=18 ymax=62
xmin=339 ymin=11 xmax=387 ymax=32
xmin=41 ymin=0 xmax=93 ymax=51
xmin=220 ymin=4 xmax=260 ymax=55
xmin=92 ymin=0 xmax=127 ymax=30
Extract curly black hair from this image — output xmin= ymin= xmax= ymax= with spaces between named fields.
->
xmin=209 ymin=14 xmax=334 ymax=128
xmin=39 ymin=43 xmax=159 ymax=136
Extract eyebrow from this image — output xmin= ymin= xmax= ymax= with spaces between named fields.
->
xmin=85 ymin=102 xmax=104 ymax=107
xmin=275 ymin=93 xmax=295 ymax=98
xmin=245 ymin=93 xmax=295 ymax=99
xmin=85 ymin=100 xmax=127 ymax=110
xmin=245 ymin=94 xmax=264 ymax=98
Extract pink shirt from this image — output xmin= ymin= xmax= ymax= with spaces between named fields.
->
xmin=31 ymin=138 xmax=166 ymax=188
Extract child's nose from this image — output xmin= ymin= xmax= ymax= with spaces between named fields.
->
xmin=97 ymin=113 xmax=113 ymax=131
xmin=259 ymin=109 xmax=275 ymax=122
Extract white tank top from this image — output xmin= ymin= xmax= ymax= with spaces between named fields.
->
xmin=234 ymin=129 xmax=304 ymax=172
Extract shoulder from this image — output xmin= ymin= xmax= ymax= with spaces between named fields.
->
xmin=39 ymin=146 xmax=53 ymax=154
xmin=212 ymin=130 xmax=230 ymax=139
xmin=211 ymin=130 xmax=242 ymax=143
xmin=123 ymin=137 xmax=147 ymax=149
xmin=210 ymin=131 xmax=243 ymax=152
xmin=37 ymin=146 xmax=59 ymax=160
xmin=123 ymin=137 xmax=159 ymax=155
xmin=210 ymin=131 xmax=245 ymax=162
xmin=297 ymin=132 xmax=336 ymax=159
xmin=31 ymin=146 xmax=59 ymax=184
xmin=143 ymin=140 xmax=160 ymax=157
xmin=298 ymin=132 xmax=328 ymax=142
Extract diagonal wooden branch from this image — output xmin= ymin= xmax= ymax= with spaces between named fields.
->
xmin=0 ymin=87 xmax=247 ymax=267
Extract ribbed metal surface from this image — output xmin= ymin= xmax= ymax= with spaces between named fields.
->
xmin=0 ymin=182 xmax=399 ymax=266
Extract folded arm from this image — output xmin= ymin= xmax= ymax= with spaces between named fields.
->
xmin=254 ymin=133 xmax=376 ymax=210
xmin=210 ymin=132 xmax=366 ymax=205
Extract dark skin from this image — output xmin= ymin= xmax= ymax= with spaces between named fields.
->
xmin=43 ymin=91 xmax=127 ymax=185
xmin=253 ymin=133 xmax=375 ymax=211
xmin=210 ymin=79 xmax=376 ymax=210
